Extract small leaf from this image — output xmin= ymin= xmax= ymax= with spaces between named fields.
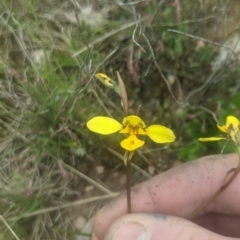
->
xmin=116 ymin=71 xmax=128 ymax=115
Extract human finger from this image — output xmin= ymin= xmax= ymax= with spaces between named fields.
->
xmin=92 ymin=153 xmax=240 ymax=240
xmin=104 ymin=213 xmax=237 ymax=240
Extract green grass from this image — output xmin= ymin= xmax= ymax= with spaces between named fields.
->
xmin=1 ymin=0 xmax=240 ymax=239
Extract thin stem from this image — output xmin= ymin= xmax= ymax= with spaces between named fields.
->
xmin=189 ymin=151 xmax=240 ymax=219
xmin=126 ymin=157 xmax=132 ymax=213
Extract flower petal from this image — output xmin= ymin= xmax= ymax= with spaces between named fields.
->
xmin=226 ymin=115 xmax=240 ymax=129
xmin=226 ymin=116 xmax=240 ymax=142
xmin=119 ymin=126 xmax=130 ymax=134
xmin=217 ymin=124 xmax=227 ymax=133
xmin=198 ymin=137 xmax=226 ymax=142
xmin=145 ymin=125 xmax=175 ymax=143
xmin=217 ymin=115 xmax=239 ymax=133
xmin=138 ymin=127 xmax=146 ymax=135
xmin=120 ymin=125 xmax=146 ymax=135
xmin=122 ymin=115 xmax=146 ymax=128
xmin=95 ymin=73 xmax=115 ymax=88
xmin=87 ymin=116 xmax=122 ymax=135
xmin=120 ymin=135 xmax=145 ymax=151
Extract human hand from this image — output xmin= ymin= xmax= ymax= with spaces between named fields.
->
xmin=92 ymin=153 xmax=240 ymax=240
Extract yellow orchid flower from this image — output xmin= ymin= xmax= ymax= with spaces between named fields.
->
xmin=95 ymin=73 xmax=119 ymax=93
xmin=87 ymin=115 xmax=176 ymax=151
xmin=95 ymin=73 xmax=115 ymax=88
xmin=199 ymin=115 xmax=240 ymax=143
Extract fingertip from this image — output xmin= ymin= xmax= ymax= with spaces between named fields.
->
xmin=93 ymin=194 xmax=128 ymax=239
xmin=105 ymin=221 xmax=147 ymax=240
xmin=104 ymin=213 xmax=229 ymax=240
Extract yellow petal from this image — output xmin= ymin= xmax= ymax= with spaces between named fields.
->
xmin=120 ymin=125 xmax=146 ymax=135
xmin=145 ymin=125 xmax=175 ymax=143
xmin=138 ymin=127 xmax=146 ymax=135
xmin=217 ymin=116 xmax=239 ymax=134
xmin=198 ymin=137 xmax=226 ymax=142
xmin=87 ymin=116 xmax=122 ymax=135
xmin=122 ymin=115 xmax=146 ymax=128
xmin=120 ymin=135 xmax=145 ymax=151
xmin=95 ymin=73 xmax=115 ymax=88
xmin=226 ymin=115 xmax=240 ymax=129
xmin=226 ymin=116 xmax=240 ymax=142
xmin=119 ymin=126 xmax=130 ymax=134
xmin=217 ymin=124 xmax=227 ymax=133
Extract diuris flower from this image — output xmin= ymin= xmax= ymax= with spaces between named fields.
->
xmin=199 ymin=115 xmax=240 ymax=143
xmin=87 ymin=115 xmax=175 ymax=151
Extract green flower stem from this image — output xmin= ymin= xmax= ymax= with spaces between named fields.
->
xmin=189 ymin=148 xmax=240 ymax=219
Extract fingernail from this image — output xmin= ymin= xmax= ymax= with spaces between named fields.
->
xmin=109 ymin=222 xmax=147 ymax=240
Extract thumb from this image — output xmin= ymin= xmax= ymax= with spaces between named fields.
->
xmin=103 ymin=213 xmax=236 ymax=240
